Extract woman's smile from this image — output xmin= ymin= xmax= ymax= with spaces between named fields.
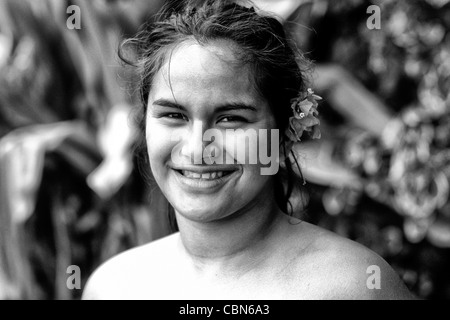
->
xmin=171 ymin=165 xmax=241 ymax=192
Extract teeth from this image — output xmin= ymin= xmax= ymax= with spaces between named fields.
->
xmin=201 ymin=173 xmax=211 ymax=179
xmin=180 ymin=170 xmax=229 ymax=179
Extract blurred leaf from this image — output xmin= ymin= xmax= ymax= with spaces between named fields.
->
xmin=295 ymin=140 xmax=363 ymax=188
xmin=0 ymin=122 xmax=96 ymax=223
xmin=314 ymin=65 xmax=393 ymax=135
xmin=427 ymin=217 xmax=450 ymax=248
xmin=87 ymin=104 xmax=136 ymax=199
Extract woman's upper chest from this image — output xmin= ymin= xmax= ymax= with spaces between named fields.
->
xmin=132 ymin=252 xmax=333 ymax=299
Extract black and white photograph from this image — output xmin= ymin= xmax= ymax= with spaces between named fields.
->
xmin=0 ymin=0 xmax=449 ymax=303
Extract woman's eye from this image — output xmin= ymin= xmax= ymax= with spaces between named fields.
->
xmin=219 ymin=116 xmax=246 ymax=123
xmin=166 ymin=113 xmax=188 ymax=121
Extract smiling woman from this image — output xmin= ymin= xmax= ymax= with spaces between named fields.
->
xmin=146 ymin=39 xmax=278 ymax=222
xmin=82 ymin=0 xmax=415 ymax=300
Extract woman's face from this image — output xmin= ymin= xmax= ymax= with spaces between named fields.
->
xmin=146 ymin=39 xmax=278 ymax=222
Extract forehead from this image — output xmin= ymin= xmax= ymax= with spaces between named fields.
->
xmin=149 ymin=39 xmax=262 ymax=104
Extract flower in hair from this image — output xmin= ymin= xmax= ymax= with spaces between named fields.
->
xmin=286 ymin=88 xmax=322 ymax=142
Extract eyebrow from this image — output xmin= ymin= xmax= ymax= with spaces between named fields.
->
xmin=152 ymin=99 xmax=257 ymax=113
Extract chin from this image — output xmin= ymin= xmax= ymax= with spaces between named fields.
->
xmin=171 ymin=196 xmax=233 ymax=223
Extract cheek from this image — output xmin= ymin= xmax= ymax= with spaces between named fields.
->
xmin=145 ymin=122 xmax=174 ymax=174
xmin=239 ymin=167 xmax=273 ymax=205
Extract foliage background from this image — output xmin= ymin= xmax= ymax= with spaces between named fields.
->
xmin=0 ymin=0 xmax=449 ymax=299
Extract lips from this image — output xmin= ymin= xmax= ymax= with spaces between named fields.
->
xmin=181 ymin=170 xmax=232 ymax=180
xmin=171 ymin=165 xmax=238 ymax=183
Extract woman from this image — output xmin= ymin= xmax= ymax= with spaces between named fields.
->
xmin=83 ymin=0 xmax=414 ymax=299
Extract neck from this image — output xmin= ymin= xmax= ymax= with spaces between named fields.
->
xmin=175 ymin=188 xmax=283 ymax=272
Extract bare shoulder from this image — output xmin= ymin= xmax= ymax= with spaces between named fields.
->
xmin=286 ymin=220 xmax=416 ymax=300
xmin=82 ymin=233 xmax=179 ymax=300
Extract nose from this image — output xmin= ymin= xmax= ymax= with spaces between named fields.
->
xmin=179 ymin=120 xmax=210 ymax=165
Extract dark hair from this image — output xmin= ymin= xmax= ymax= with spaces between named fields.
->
xmin=120 ymin=0 xmax=312 ymax=231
